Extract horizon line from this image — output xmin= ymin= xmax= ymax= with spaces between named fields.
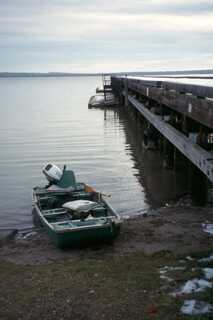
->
xmin=0 ymin=68 xmax=213 ymax=76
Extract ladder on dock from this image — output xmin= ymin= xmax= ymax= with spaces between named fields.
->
xmin=96 ymin=75 xmax=112 ymax=100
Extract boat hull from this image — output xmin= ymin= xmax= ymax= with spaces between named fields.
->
xmin=47 ymin=219 xmax=120 ymax=249
xmin=88 ymin=94 xmax=119 ymax=109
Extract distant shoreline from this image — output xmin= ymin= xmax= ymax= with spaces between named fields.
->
xmin=0 ymin=73 xmax=102 ymax=78
xmin=0 ymin=69 xmax=213 ymax=78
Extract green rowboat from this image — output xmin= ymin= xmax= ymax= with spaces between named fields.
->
xmin=32 ymin=164 xmax=122 ymax=248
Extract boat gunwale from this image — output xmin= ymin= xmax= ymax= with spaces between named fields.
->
xmin=33 ymin=191 xmax=122 ymax=234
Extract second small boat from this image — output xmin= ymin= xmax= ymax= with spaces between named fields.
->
xmin=88 ymin=93 xmax=119 ymax=108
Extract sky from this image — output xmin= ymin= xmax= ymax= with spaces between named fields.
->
xmin=0 ymin=0 xmax=213 ymax=73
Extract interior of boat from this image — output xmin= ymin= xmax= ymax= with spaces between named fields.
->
xmin=34 ymin=165 xmax=115 ymax=229
xmin=34 ymin=187 xmax=114 ymax=229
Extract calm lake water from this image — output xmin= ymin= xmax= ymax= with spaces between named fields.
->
xmin=0 ymin=76 xmax=188 ymax=229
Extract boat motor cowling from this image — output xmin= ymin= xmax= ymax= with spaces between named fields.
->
xmin=42 ymin=163 xmax=63 ymax=183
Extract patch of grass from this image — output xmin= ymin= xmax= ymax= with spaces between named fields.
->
xmin=0 ymin=251 xmax=213 ymax=319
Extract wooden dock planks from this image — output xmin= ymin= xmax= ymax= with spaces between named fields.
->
xmin=128 ymin=81 xmax=213 ymax=129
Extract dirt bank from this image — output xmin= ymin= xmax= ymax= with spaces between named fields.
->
xmin=0 ymin=205 xmax=213 ymax=319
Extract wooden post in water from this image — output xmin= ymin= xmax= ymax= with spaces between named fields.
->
xmin=163 ymin=138 xmax=174 ymax=169
xmin=124 ymin=76 xmax=128 ymax=107
xmin=102 ymin=74 xmax=107 ymax=102
xmin=189 ymin=162 xmax=208 ymax=206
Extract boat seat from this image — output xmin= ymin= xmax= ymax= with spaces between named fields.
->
xmin=56 ymin=170 xmax=77 ymax=189
xmin=72 ymin=191 xmax=93 ymax=200
xmin=43 ymin=208 xmax=67 ymax=217
xmin=91 ymin=205 xmax=107 ymax=217
xmin=51 ymin=221 xmax=71 ymax=226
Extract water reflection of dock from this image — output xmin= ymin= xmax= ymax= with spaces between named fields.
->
xmin=100 ymin=107 xmax=188 ymax=207
xmin=118 ymin=110 xmax=188 ymax=207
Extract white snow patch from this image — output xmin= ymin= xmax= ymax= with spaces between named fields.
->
xmin=202 ymin=223 xmax=213 ymax=235
xmin=178 ymin=260 xmax=185 ymax=264
xmin=199 ymin=254 xmax=213 ymax=263
xmin=160 ymin=275 xmax=173 ymax=282
xmin=159 ymin=266 xmax=185 ymax=274
xmin=186 ymin=256 xmax=194 ymax=261
xmin=181 ymin=300 xmax=213 ymax=315
xmin=203 ymin=268 xmax=213 ymax=280
xmin=172 ymin=278 xmax=212 ymax=296
xmin=181 ymin=279 xmax=212 ymax=294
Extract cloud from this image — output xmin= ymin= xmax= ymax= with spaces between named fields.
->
xmin=0 ymin=1 xmax=213 ymax=72
xmin=1 ymin=10 xmax=213 ymax=41
xmin=2 ymin=0 xmax=212 ymax=15
xmin=2 ymin=1 xmax=213 ymax=20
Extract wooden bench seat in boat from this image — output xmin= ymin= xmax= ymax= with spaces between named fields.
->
xmin=43 ymin=208 xmax=67 ymax=217
xmin=51 ymin=217 xmax=109 ymax=229
xmin=91 ymin=205 xmax=107 ymax=217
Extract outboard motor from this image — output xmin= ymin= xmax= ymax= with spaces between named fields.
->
xmin=42 ymin=163 xmax=63 ymax=184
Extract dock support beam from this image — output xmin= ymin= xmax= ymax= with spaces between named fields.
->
xmin=163 ymin=138 xmax=174 ymax=169
xmin=189 ymin=163 xmax=208 ymax=206
xmin=124 ymin=77 xmax=128 ymax=107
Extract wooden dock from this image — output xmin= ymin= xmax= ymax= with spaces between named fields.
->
xmin=111 ymin=76 xmax=213 ymax=205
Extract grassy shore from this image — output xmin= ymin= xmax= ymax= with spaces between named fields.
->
xmin=0 ymin=206 xmax=213 ymax=319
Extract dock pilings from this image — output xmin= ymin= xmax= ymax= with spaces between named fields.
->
xmin=111 ymin=76 xmax=213 ymax=205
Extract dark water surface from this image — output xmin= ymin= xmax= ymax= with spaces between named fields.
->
xmin=0 ymin=76 xmax=187 ymax=229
